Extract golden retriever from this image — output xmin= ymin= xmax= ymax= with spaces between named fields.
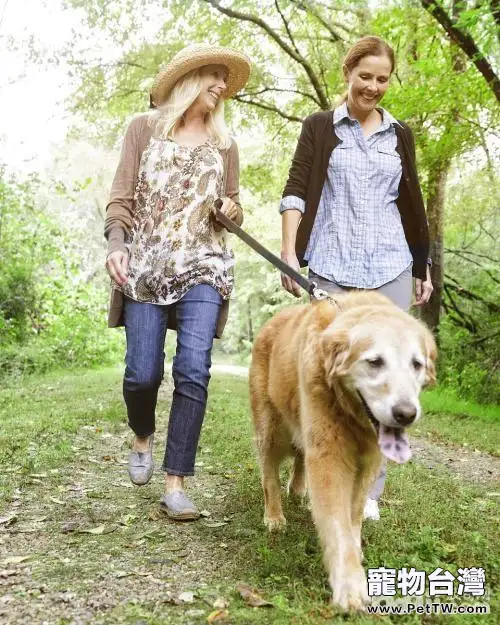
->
xmin=249 ymin=291 xmax=436 ymax=611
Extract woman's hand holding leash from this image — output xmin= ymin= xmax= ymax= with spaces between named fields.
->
xmin=414 ymin=265 xmax=433 ymax=306
xmin=106 ymin=250 xmax=129 ymax=286
xmin=213 ymin=197 xmax=238 ymax=231
xmin=280 ymin=251 xmax=302 ymax=298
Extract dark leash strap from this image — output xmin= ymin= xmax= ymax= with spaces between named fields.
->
xmin=213 ymin=200 xmax=336 ymax=304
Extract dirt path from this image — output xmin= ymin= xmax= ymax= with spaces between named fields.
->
xmin=411 ymin=437 xmax=499 ymax=484
xmin=1 ymin=410 xmax=241 ymax=624
xmin=0 ymin=367 xmax=498 ymax=624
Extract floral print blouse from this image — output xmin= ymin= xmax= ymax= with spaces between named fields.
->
xmin=121 ymin=137 xmax=234 ymax=305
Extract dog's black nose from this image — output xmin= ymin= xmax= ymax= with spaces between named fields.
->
xmin=392 ymin=401 xmax=417 ymax=426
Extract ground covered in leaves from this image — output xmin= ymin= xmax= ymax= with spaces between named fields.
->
xmin=0 ymin=366 xmax=498 ymax=624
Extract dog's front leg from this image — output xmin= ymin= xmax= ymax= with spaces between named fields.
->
xmin=306 ymin=448 xmax=369 ymax=612
xmin=259 ymin=446 xmax=287 ymax=531
xmin=352 ymin=456 xmax=381 ymax=558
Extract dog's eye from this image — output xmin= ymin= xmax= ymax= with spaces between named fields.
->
xmin=367 ymin=357 xmax=384 ymax=368
xmin=412 ymin=359 xmax=424 ymax=371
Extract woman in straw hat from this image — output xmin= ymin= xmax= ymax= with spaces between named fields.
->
xmin=104 ymin=44 xmax=251 ymax=520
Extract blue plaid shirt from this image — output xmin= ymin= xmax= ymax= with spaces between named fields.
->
xmin=280 ymin=103 xmax=413 ymax=288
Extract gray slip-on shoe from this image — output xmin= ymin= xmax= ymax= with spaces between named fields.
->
xmin=128 ymin=434 xmax=154 ymax=486
xmin=160 ymin=490 xmax=200 ymax=521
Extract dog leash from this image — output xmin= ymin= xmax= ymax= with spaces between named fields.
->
xmin=214 ymin=200 xmax=336 ymax=304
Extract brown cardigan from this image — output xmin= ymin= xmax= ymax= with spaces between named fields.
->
xmin=104 ymin=113 xmax=242 ymax=337
xmin=282 ymin=111 xmax=430 ymax=279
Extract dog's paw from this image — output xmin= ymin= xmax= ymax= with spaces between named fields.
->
xmin=264 ymin=514 xmax=287 ymax=532
xmin=331 ymin=567 xmax=369 ymax=612
xmin=287 ymin=477 xmax=307 ymax=499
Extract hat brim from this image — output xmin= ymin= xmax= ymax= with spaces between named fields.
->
xmin=151 ymin=48 xmax=251 ymax=106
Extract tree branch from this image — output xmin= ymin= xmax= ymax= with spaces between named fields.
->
xmin=115 ymin=60 xmax=149 ymax=70
xmin=445 ymin=248 xmax=500 ymax=263
xmin=233 ymin=94 xmax=303 ymax=122
xmin=115 ymin=89 xmax=143 ymax=99
xmin=444 ymin=275 xmax=500 ymax=314
xmin=421 ymin=0 xmax=500 ymax=102
xmin=489 ymin=0 xmax=500 ymax=44
xmin=443 ymin=284 xmax=477 ymax=333
xmin=444 ymin=248 xmax=500 ymax=284
xmin=203 ymin=0 xmax=330 ymax=109
xmin=289 ymin=0 xmax=346 ymax=42
xmin=472 ymin=329 xmax=500 ymax=346
xmin=274 ymin=0 xmax=300 ymax=55
xmin=242 ymin=85 xmax=321 ymax=106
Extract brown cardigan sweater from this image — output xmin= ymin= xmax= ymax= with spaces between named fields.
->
xmin=104 ymin=113 xmax=242 ymax=337
xmin=282 ymin=111 xmax=430 ymax=279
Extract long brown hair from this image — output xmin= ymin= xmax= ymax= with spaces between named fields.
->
xmin=340 ymin=36 xmax=395 ymax=103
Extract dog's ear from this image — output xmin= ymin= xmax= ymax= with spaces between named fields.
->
xmin=320 ymin=326 xmax=351 ymax=383
xmin=422 ymin=329 xmax=438 ymax=386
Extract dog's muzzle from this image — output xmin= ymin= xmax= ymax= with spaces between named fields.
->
xmin=357 ymin=391 xmax=412 ymax=464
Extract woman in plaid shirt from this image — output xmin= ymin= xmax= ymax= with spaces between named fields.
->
xmin=280 ymin=36 xmax=433 ymax=521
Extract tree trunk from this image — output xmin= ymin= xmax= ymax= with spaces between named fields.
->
xmin=420 ymin=163 xmax=449 ymax=335
xmin=247 ymin=299 xmax=254 ymax=343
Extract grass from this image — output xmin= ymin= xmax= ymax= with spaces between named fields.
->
xmin=0 ymin=366 xmax=498 ymax=624
xmin=418 ymin=387 xmax=500 ymax=456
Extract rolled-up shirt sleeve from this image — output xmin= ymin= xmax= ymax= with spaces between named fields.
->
xmin=279 ymin=195 xmax=306 ymax=214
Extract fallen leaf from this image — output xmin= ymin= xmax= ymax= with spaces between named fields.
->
xmin=78 ymin=525 xmax=108 ymax=535
xmin=2 ymin=555 xmax=30 ymax=566
xmin=207 ymin=609 xmax=230 ymax=623
xmin=212 ymin=597 xmax=229 ymax=609
xmin=28 ymin=473 xmax=48 ymax=478
xmin=203 ymin=521 xmax=227 ymax=528
xmin=148 ymin=509 xmax=162 ymax=521
xmin=0 ymin=569 xmax=18 ymax=578
xmin=236 ymin=582 xmax=273 ymax=608
xmin=0 ymin=515 xmax=17 ymax=526
xmin=50 ymin=497 xmax=65 ymax=505
xmin=200 ymin=509 xmax=212 ymax=517
xmin=178 ymin=591 xmax=195 ymax=603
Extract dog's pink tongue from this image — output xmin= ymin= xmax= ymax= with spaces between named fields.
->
xmin=379 ymin=426 xmax=412 ymax=464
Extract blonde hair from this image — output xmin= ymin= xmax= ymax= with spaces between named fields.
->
xmin=148 ymin=67 xmax=232 ymax=149
xmin=340 ymin=36 xmax=395 ymax=103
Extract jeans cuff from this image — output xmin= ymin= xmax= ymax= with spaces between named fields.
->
xmin=161 ymin=465 xmax=195 ymax=477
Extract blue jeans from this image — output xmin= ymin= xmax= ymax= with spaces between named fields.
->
xmin=123 ymin=284 xmax=222 ymax=476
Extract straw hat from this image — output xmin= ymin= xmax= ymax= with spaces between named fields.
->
xmin=151 ymin=44 xmax=251 ymax=106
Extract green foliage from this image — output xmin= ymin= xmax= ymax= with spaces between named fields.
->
xmin=20 ymin=0 xmax=500 ymax=406
xmin=0 ymin=171 xmax=123 ymax=378
xmin=436 ymin=167 xmax=500 ymax=403
xmin=0 ymin=172 xmax=41 ymax=344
